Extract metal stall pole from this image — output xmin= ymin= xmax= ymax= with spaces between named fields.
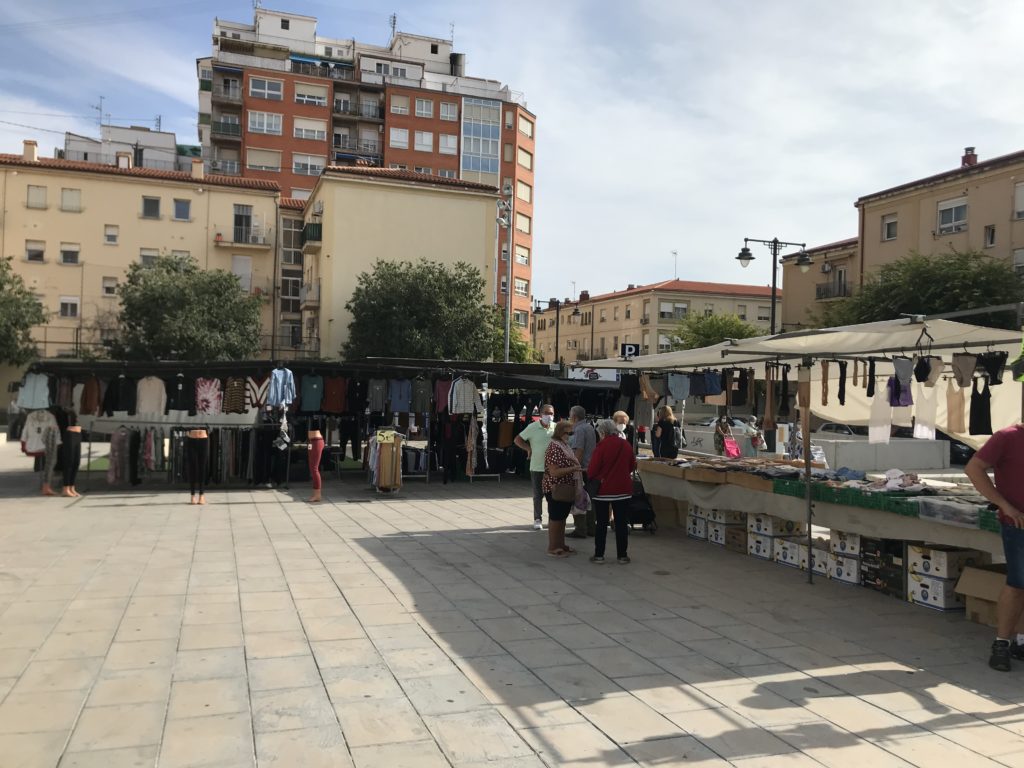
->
xmin=799 ymin=359 xmax=814 ymax=584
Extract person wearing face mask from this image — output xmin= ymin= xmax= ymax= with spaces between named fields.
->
xmin=515 ymin=404 xmax=557 ymax=530
xmin=612 ymin=410 xmax=634 ymax=442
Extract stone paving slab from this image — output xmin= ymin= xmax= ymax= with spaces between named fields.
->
xmin=0 ymin=442 xmax=1023 ymax=766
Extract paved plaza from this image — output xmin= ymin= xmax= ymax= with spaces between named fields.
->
xmin=2 ymin=443 xmax=1024 ymax=767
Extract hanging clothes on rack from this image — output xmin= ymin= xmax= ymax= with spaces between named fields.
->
xmin=136 ymin=376 xmax=167 ymax=416
xmin=16 ymin=372 xmax=51 ymax=409
xmin=969 ymin=377 xmax=993 ymax=435
xmin=267 ymin=367 xmax=296 ymax=407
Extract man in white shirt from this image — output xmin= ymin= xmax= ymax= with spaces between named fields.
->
xmin=514 ymin=404 xmax=555 ymax=530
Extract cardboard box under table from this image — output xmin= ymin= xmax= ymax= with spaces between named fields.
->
xmin=956 ymin=565 xmax=1007 ymax=627
xmin=686 ymin=515 xmax=708 ymax=541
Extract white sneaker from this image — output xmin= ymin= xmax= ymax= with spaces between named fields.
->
xmin=533 ymin=520 xmax=542 ymax=530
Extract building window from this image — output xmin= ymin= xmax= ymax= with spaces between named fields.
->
xmin=293 ymin=117 xmax=327 ymax=141
xmin=280 ymin=18 xmax=289 ymax=29
xmin=505 ymin=111 xmax=513 ymax=129
xmin=294 ymin=84 xmax=328 ymax=106
xmin=59 ymin=296 xmax=79 ymax=318
xmin=324 ymin=46 xmax=332 ymax=57
xmin=439 ymin=134 xmax=457 ymax=155
xmin=376 ymin=62 xmax=390 ymax=75
xmin=414 ymin=166 xmax=431 ymax=175
xmin=392 ymin=66 xmax=407 ymax=78
xmin=500 ymin=275 xmax=507 ymax=294
xmin=246 ymin=148 xmax=282 ymax=172
xmin=515 ymin=244 xmax=530 ymax=265
xmin=1015 ymin=249 xmax=1024 ymax=277
xmin=757 ymin=306 xmax=771 ymax=321
xmin=600 ymin=309 xmax=606 ymax=323
xmin=282 ymin=218 xmax=303 ymax=266
xmin=390 ymin=94 xmax=409 ymax=115
xmin=1015 ymin=183 xmax=1024 ymax=219
xmin=173 ymin=199 xmax=191 ymax=221
xmin=415 ymin=98 xmax=433 ymax=118
xmin=518 ymin=115 xmax=534 ymax=138
xmin=140 ymin=248 xmax=159 ymax=267
xmin=515 ymin=212 xmax=531 ymax=233
xmin=658 ymin=334 xmax=672 ymax=353
xmin=461 ymin=97 xmax=500 ymax=174
xmin=414 ymin=131 xmax=433 ymax=152
xmin=882 ymin=213 xmax=897 ymax=241
xmin=937 ymin=197 xmax=967 ymax=234
xmin=513 ymin=309 xmax=528 ymax=327
xmin=104 ymin=225 xmax=119 ymax=245
xmin=737 ymin=304 xmax=747 ymax=320
xmin=290 ymin=189 xmax=311 ymax=201
xmin=516 ymin=180 xmax=532 ymax=203
xmin=60 ymin=243 xmax=80 ymax=265
xmin=60 ymin=188 xmax=81 ymax=212
xmin=440 ymin=102 xmax=458 ymax=121
xmin=625 ymin=305 xmax=631 ymax=319
xmin=248 ymin=111 xmax=282 ymax=135
xmin=102 ymin=277 xmax=118 ymax=297
xmin=281 ymin=269 xmax=301 ymax=313
xmin=704 ymin=303 xmax=714 ymax=318
xmin=514 ymin=277 xmax=529 ymax=297
xmin=503 ymin=143 xmax=513 ymax=163
xmin=613 ymin=306 xmax=619 ymax=320
xmin=170 ymin=250 xmax=190 ymax=260
xmin=439 ymin=169 xmax=456 ymax=179
xmin=249 ymin=77 xmax=283 ymax=100
xmin=388 ymin=163 xmax=408 ymax=170
xmin=141 ymin=197 xmax=160 ymax=219
xmin=293 ymin=153 xmax=325 ymax=176
xmin=27 ymin=185 xmax=47 ymax=209
xmin=517 ymin=147 xmax=533 ymax=170
xmin=389 ymin=127 xmax=409 ymax=149
xmin=25 ymin=240 xmax=45 ymax=262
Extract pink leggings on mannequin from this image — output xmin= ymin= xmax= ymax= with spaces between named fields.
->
xmin=309 ymin=438 xmax=324 ymax=490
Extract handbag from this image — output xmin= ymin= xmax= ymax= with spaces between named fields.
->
xmin=551 ymin=483 xmax=576 ymax=502
xmin=723 ymin=437 xmax=741 ymax=458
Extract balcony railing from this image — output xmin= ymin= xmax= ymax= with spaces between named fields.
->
xmin=291 ymin=60 xmax=355 ymax=80
xmin=300 ymin=282 xmax=320 ymax=307
xmin=212 ymin=84 xmax=242 ymax=102
xmin=816 ymin=282 xmax=853 ymax=300
xmin=199 ymin=78 xmax=212 ymax=92
xmin=210 ymin=120 xmax=241 ymax=137
xmin=332 ymin=100 xmax=384 ymax=119
xmin=302 ymin=223 xmax=322 ymax=244
xmin=333 ymin=136 xmax=380 ymax=155
xmin=218 ymin=226 xmax=271 ymax=246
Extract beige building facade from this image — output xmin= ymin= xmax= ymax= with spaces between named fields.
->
xmin=0 ymin=140 xmax=281 ymax=396
xmin=781 ymin=146 xmax=1024 ymax=330
xmin=531 ymin=279 xmax=777 ymax=364
xmin=299 ymin=166 xmax=499 ymax=357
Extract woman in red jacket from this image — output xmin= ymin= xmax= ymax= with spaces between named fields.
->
xmin=587 ymin=419 xmax=637 ymax=563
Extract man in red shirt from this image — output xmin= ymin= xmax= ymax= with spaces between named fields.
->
xmin=966 ymin=424 xmax=1024 ymax=671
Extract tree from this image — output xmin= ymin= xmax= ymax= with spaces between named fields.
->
xmin=0 ymin=256 xmax=47 ymax=365
xmin=817 ymin=250 xmax=1023 ymax=329
xmin=485 ymin=306 xmax=540 ymax=363
xmin=112 ymin=254 xmax=263 ymax=361
xmin=671 ymin=313 xmax=761 ymax=350
xmin=344 ymin=259 xmax=532 ymax=361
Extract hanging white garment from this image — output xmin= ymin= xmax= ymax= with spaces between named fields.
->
xmin=868 ymin=390 xmax=892 ymax=445
xmin=913 ymin=383 xmax=937 ymax=440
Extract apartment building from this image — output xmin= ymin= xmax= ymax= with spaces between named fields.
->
xmin=0 ymin=140 xmax=281 ymax=394
xmin=780 ymin=146 xmax=1024 ymax=329
xmin=197 ymin=7 xmax=535 ymax=329
xmin=531 ymin=279 xmax=777 ymax=364
xmin=298 ymin=166 xmax=499 ymax=357
xmin=59 ymin=125 xmax=199 ymax=173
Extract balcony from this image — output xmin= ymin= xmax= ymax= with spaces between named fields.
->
xmin=332 ymin=99 xmax=383 ymax=120
xmin=291 ymin=60 xmax=355 ymax=80
xmin=333 ymin=137 xmax=381 ymax=162
xmin=207 ymin=159 xmax=240 ymax=175
xmin=215 ymin=226 xmax=273 ymax=249
xmin=199 ymin=78 xmax=212 ymax=92
xmin=816 ymin=282 xmax=853 ymax=300
xmin=300 ymin=282 xmax=320 ymax=308
xmin=658 ymin=310 xmax=688 ymax=322
xmin=211 ymin=84 xmax=242 ymax=104
xmin=210 ymin=121 xmax=241 ymax=140
xmin=639 ymin=316 xmax=650 ymax=325
xmin=302 ymin=222 xmax=322 ymax=252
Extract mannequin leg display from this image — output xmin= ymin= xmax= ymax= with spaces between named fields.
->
xmin=186 ymin=432 xmax=210 ymax=505
xmin=61 ymin=427 xmax=82 ymax=497
xmin=41 ymin=427 xmax=59 ymax=497
xmin=308 ymin=431 xmax=324 ymax=502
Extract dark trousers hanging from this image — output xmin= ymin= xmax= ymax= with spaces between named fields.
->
xmin=62 ymin=432 xmax=81 ymax=488
xmin=338 ymin=418 xmax=361 ymax=462
xmin=186 ymin=437 xmax=209 ymax=496
xmin=129 ymin=429 xmax=142 ymax=486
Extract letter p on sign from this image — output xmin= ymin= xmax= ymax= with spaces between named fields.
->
xmin=620 ymin=343 xmax=639 ymax=358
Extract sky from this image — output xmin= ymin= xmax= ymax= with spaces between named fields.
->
xmin=2 ymin=0 xmax=1023 ymax=304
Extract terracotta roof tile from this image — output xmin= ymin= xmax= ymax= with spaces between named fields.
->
xmin=324 ymin=165 xmax=498 ymax=193
xmin=0 ymin=155 xmax=280 ymax=192
xmin=781 ymin=237 xmax=858 ymax=260
xmin=857 ymin=148 xmax=1024 ymax=204
xmin=280 ymin=197 xmax=306 ymax=211
xmin=584 ymin=279 xmax=777 ymax=304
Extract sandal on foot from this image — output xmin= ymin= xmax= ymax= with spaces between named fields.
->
xmin=547 ymin=549 xmax=569 ymax=558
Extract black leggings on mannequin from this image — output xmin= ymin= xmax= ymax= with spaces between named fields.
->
xmin=186 ymin=437 xmax=209 ymax=496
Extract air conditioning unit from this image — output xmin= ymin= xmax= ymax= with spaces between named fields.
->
xmin=821 ymin=262 xmax=832 ymax=274
xmin=249 ymin=234 xmax=263 ymax=244
xmin=313 ymin=201 xmax=324 ymax=215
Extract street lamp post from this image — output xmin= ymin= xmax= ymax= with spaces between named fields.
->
xmin=497 ymin=182 xmax=515 ymax=363
xmin=736 ymin=237 xmax=808 ymax=334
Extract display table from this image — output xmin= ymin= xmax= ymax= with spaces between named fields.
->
xmin=638 ymin=462 xmax=1003 ymax=556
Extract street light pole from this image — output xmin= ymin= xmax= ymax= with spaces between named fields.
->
xmin=736 ymin=236 xmax=807 ymax=334
xmin=497 ymin=182 xmax=515 ymax=362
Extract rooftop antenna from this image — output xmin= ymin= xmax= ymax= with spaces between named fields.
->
xmin=671 ymin=249 xmax=678 ymax=279
xmin=389 ymin=13 xmax=397 ymax=37
xmin=450 ymin=21 xmax=455 ymax=44
xmin=91 ymin=96 xmax=104 ymax=127
xmin=155 ymin=115 xmax=161 ymax=131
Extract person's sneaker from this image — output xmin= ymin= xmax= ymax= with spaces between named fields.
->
xmin=990 ymin=640 xmax=1012 ymax=671
xmin=533 ymin=520 xmax=542 ymax=530
xmin=1011 ymin=641 xmax=1024 ymax=660
xmin=589 ymin=556 xmax=605 ymax=564
xmin=569 ymin=529 xmax=588 ymax=539
xmin=617 ymin=556 xmax=631 ymax=565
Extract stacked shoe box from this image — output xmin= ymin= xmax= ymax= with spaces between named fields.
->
xmin=686 ymin=505 xmax=708 ymax=541
xmin=707 ymin=509 xmax=745 ymax=548
xmin=827 ymin=530 xmax=861 ymax=585
xmin=800 ymin=537 xmax=830 ymax=576
xmin=907 ymin=545 xmax=981 ymax=611
xmin=748 ymin=514 xmax=806 ymax=561
xmin=860 ymin=537 xmax=910 ymax=599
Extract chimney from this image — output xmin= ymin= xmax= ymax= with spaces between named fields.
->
xmin=627 ymin=283 xmax=636 ymax=290
xmin=579 ymin=290 xmax=590 ymax=302
xmin=115 ymin=151 xmax=133 ymax=170
xmin=962 ymin=146 xmax=978 ymax=167
xmin=191 ymin=158 xmax=205 ymax=180
xmin=22 ymin=140 xmax=38 ymax=162
xmin=548 ymin=297 xmax=557 ymax=309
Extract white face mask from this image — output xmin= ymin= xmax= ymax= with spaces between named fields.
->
xmin=540 ymin=414 xmax=553 ymax=426
xmin=615 ymin=422 xmax=627 ymax=433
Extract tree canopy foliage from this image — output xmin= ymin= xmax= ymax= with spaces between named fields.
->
xmin=817 ymin=250 xmax=1022 ymax=329
xmin=671 ymin=313 xmax=762 ymax=350
xmin=112 ymin=254 xmax=263 ymax=361
xmin=343 ymin=259 xmax=533 ymax=362
xmin=0 ymin=256 xmax=47 ymax=365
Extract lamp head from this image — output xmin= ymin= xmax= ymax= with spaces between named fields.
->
xmin=736 ymin=246 xmax=754 ymax=268
xmin=796 ymin=251 xmax=812 ymax=274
